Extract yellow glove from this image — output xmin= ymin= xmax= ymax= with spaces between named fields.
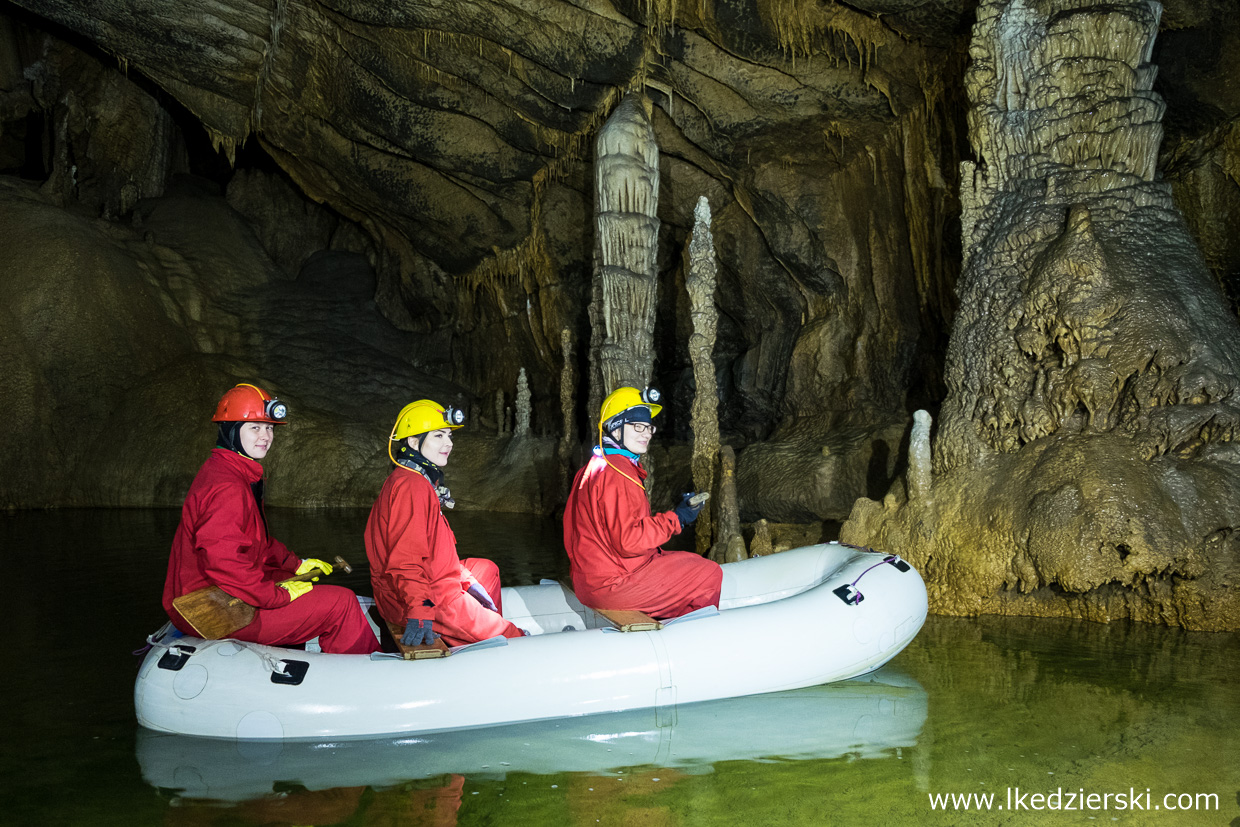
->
xmin=295 ymin=558 xmax=333 ymax=580
xmin=281 ymin=580 xmax=313 ymax=601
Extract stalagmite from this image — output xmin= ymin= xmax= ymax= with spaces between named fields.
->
xmin=515 ymin=368 xmax=531 ymax=438
xmin=588 ymin=92 xmax=660 ymax=409
xmin=749 ymin=519 xmax=773 ymax=557
xmin=711 ymin=445 xmax=747 ymax=563
xmin=494 ymin=389 xmax=506 ymax=435
xmin=907 ymin=409 xmax=932 ymax=500
xmin=687 ymin=196 xmax=721 ymax=557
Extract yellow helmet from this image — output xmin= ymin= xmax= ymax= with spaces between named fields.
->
xmin=390 ymin=399 xmax=465 ymax=441
xmin=599 ymin=387 xmax=662 ymax=433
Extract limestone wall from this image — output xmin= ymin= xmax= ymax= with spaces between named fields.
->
xmin=842 ymin=0 xmax=1240 ymax=631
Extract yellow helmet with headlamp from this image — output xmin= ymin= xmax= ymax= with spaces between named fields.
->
xmin=598 ymin=386 xmax=662 ymax=438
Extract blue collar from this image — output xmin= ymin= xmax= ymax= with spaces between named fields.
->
xmin=597 ymin=436 xmax=641 ymax=463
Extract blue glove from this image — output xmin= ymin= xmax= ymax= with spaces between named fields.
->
xmin=673 ymin=492 xmax=705 ymax=527
xmin=467 ymin=582 xmax=497 ymax=612
xmin=401 ymin=618 xmax=437 ymax=646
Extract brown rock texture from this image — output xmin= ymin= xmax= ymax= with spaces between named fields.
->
xmin=842 ymin=0 xmax=1240 ymax=630
xmin=0 ymin=0 xmax=1238 ymax=628
xmin=2 ymin=0 xmax=961 ymax=512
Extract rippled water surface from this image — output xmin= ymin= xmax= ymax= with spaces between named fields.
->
xmin=4 ymin=509 xmax=1238 ymax=825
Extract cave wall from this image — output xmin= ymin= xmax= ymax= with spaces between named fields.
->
xmin=0 ymin=0 xmax=1238 ymax=624
xmin=841 ymin=0 xmax=1240 ymax=631
xmin=0 ymin=0 xmax=968 ymax=514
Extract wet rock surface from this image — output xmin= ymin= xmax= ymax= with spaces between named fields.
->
xmin=842 ymin=0 xmax=1240 ymax=631
xmin=1 ymin=0 xmax=1238 ymax=627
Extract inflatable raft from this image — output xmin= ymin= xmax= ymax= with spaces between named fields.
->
xmin=134 ymin=542 xmax=927 ymax=740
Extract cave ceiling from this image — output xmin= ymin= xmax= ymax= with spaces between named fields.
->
xmin=9 ymin=0 xmax=1235 ymax=406
xmin=2 ymin=0 xmax=1238 ymax=514
xmin=10 ymin=0 xmax=965 ymax=368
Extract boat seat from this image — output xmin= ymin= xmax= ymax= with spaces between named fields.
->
xmin=594 ymin=609 xmax=663 ymax=632
xmin=384 ymin=621 xmax=449 ymax=660
xmin=556 ymin=575 xmax=663 ymax=632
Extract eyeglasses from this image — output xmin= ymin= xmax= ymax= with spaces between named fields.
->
xmin=627 ymin=423 xmax=656 ymax=435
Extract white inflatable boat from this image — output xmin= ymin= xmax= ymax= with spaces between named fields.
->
xmin=134 ymin=543 xmax=927 ymax=740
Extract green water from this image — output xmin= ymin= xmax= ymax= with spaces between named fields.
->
xmin=3 ymin=509 xmax=1237 ymax=825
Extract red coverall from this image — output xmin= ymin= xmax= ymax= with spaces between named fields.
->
xmin=162 ymin=449 xmax=379 ymax=655
xmin=564 ymin=452 xmax=723 ymax=619
xmin=365 ymin=467 xmax=525 ymax=647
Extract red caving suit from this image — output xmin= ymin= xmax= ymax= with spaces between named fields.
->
xmin=162 ymin=448 xmax=379 ymax=655
xmin=564 ymin=451 xmax=723 ymax=619
xmin=365 ymin=466 xmax=525 ymax=647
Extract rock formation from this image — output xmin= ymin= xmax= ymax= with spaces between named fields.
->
xmin=0 ymin=0 xmax=1238 ymax=629
xmin=589 ymin=93 xmax=660 ymax=404
xmin=842 ymin=0 xmax=1240 ymax=631
xmin=687 ymin=195 xmax=721 ymax=556
xmin=515 ymin=367 xmax=531 ymax=438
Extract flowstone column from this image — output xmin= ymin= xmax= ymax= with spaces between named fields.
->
xmin=588 ymin=93 xmax=660 ymax=413
xmin=842 ymin=0 xmax=1240 ymax=631
xmin=687 ymin=196 xmax=721 ymax=557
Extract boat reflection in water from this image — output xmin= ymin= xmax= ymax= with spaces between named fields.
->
xmin=137 ymin=666 xmax=926 ymax=807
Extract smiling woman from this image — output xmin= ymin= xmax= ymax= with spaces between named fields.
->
xmin=365 ymin=398 xmax=526 ymax=650
xmin=160 ymin=383 xmax=380 ymax=654
xmin=563 ymin=386 xmax=722 ymax=619
xmin=237 ymin=422 xmax=275 ymax=459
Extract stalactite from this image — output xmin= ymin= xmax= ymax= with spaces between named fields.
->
xmin=558 ymin=328 xmax=574 ymax=465
xmin=588 ymin=92 xmax=659 ymax=408
xmin=515 ymin=367 xmax=531 ymax=438
xmin=687 ymin=196 xmax=721 ymax=557
xmin=250 ymin=0 xmax=287 ymax=133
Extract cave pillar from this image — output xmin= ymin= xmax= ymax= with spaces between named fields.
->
xmin=687 ymin=196 xmax=721 ymax=556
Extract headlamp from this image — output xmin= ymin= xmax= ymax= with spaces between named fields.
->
xmin=265 ymin=399 xmax=288 ymax=421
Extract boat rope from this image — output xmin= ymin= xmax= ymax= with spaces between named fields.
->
xmin=835 ymin=553 xmax=904 ymax=605
xmin=136 ymin=626 xmax=296 ymax=676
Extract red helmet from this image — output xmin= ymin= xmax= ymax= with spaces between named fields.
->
xmin=212 ymin=383 xmax=288 ymax=424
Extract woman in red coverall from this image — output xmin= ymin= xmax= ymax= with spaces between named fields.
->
xmin=162 ymin=383 xmax=379 ymax=655
xmin=563 ymin=386 xmax=723 ymax=619
xmin=365 ymin=399 xmax=525 ymax=648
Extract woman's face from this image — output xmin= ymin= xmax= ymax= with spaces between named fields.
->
xmin=620 ymin=422 xmax=654 ymax=455
xmin=239 ymin=422 xmax=275 ymax=459
xmin=413 ymin=428 xmax=454 ymax=467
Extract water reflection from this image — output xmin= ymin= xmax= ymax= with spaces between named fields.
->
xmin=3 ymin=509 xmax=1238 ymax=825
xmin=136 ymin=667 xmax=927 ymax=805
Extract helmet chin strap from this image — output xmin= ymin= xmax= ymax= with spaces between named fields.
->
xmin=217 ymin=422 xmax=259 ymax=460
xmin=596 ymin=423 xmax=645 ymax=490
xmin=387 ymin=434 xmax=428 ymax=469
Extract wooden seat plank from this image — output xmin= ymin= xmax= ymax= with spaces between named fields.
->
xmin=385 ymin=621 xmax=449 ymax=659
xmin=595 ymin=609 xmax=662 ymax=632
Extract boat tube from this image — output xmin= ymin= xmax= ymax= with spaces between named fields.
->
xmin=134 ymin=542 xmax=927 ymax=740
